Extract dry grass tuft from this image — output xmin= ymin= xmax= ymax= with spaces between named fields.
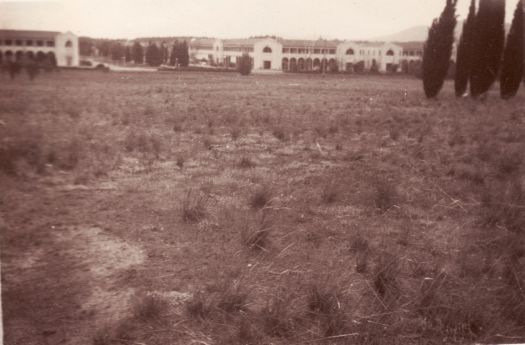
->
xmin=133 ymin=295 xmax=167 ymax=322
xmin=238 ymin=156 xmax=256 ymax=169
xmin=182 ymin=189 xmax=209 ymax=223
xmin=249 ymin=186 xmax=273 ymax=210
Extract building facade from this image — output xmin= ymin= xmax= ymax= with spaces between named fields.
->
xmin=0 ymin=30 xmax=79 ymax=67
xmin=189 ymin=37 xmax=405 ymax=73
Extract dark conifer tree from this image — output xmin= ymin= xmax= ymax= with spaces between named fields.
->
xmin=470 ymin=0 xmax=506 ymax=98
xmin=125 ymin=46 xmax=133 ymax=62
xmin=238 ymin=53 xmax=252 ymax=75
xmin=422 ymin=0 xmax=458 ymax=98
xmin=169 ymin=40 xmax=179 ymax=66
xmin=132 ymin=42 xmax=144 ymax=64
xmin=145 ymin=42 xmax=162 ymax=67
xmin=455 ymin=0 xmax=476 ymax=96
xmin=500 ymin=0 xmax=523 ymax=99
xmin=179 ymin=41 xmax=190 ymax=67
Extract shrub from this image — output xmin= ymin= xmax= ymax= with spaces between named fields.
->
xmin=238 ymin=53 xmax=252 ymax=76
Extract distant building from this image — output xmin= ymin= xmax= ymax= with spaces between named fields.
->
xmin=0 ymin=29 xmax=79 ymax=67
xmin=189 ymin=37 xmax=404 ymax=73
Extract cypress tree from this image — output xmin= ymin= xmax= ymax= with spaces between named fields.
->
xmin=455 ymin=0 xmax=476 ymax=96
xmin=470 ymin=0 xmax=506 ymax=98
xmin=132 ymin=42 xmax=144 ymax=64
xmin=422 ymin=0 xmax=458 ymax=98
xmin=169 ymin=40 xmax=179 ymax=66
xmin=145 ymin=43 xmax=162 ymax=67
xmin=179 ymin=41 xmax=190 ymax=67
xmin=500 ymin=0 xmax=523 ymax=99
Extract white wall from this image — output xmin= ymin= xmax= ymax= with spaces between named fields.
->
xmin=253 ymin=39 xmax=282 ymax=70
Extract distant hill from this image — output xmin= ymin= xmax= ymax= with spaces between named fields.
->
xmin=371 ymin=26 xmax=428 ymax=42
xmin=371 ymin=21 xmax=510 ymax=43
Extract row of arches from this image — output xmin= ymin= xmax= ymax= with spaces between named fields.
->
xmin=282 ymin=57 xmax=338 ymax=72
xmin=0 ymin=50 xmax=57 ymax=66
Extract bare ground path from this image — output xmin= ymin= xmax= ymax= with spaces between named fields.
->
xmin=1 ymin=178 xmax=145 ymax=345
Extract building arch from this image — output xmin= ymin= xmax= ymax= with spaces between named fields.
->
xmin=5 ymin=50 xmax=13 ymax=63
xmin=328 ymin=58 xmax=337 ymax=72
xmin=47 ymin=52 xmax=57 ymax=67
xmin=298 ymin=57 xmax=305 ymax=71
xmin=306 ymin=58 xmax=313 ymax=71
xmin=346 ymin=48 xmax=355 ymax=55
xmin=321 ymin=58 xmax=328 ymax=72
xmin=386 ymin=49 xmax=394 ymax=56
xmin=263 ymin=46 xmax=272 ymax=53
xmin=36 ymin=51 xmax=47 ymax=63
xmin=282 ymin=58 xmax=289 ymax=71
xmin=15 ymin=51 xmax=24 ymax=62
xmin=25 ymin=51 xmax=35 ymax=61
xmin=313 ymin=58 xmax=321 ymax=71
xmin=290 ymin=57 xmax=297 ymax=72
xmin=65 ymin=40 xmax=73 ymax=48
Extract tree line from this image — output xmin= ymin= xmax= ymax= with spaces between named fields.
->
xmin=80 ymin=38 xmax=189 ymax=67
xmin=423 ymin=0 xmax=523 ymax=99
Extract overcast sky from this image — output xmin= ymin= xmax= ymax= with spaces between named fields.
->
xmin=0 ymin=0 xmax=520 ymax=40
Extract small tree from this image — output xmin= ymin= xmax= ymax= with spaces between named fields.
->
xmin=132 ymin=42 xmax=144 ymax=64
xmin=455 ymin=0 xmax=476 ymax=96
xmin=500 ymin=0 xmax=524 ymax=99
xmin=422 ymin=0 xmax=458 ymax=98
xmin=238 ymin=53 xmax=252 ymax=76
xmin=470 ymin=0 xmax=506 ymax=98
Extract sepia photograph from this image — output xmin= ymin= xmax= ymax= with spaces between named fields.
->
xmin=0 ymin=0 xmax=524 ymax=344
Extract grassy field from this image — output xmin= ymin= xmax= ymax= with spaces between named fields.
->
xmin=1 ymin=70 xmax=524 ymax=345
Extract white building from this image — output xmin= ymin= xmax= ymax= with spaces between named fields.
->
xmin=189 ymin=37 xmax=404 ymax=73
xmin=0 ymin=29 xmax=80 ymax=67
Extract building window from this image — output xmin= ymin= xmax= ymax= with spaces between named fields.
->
xmin=26 ymin=40 xmax=33 ymax=46
xmin=47 ymin=41 xmax=55 ymax=47
xmin=36 ymin=40 xmax=44 ymax=47
xmin=65 ymin=40 xmax=73 ymax=48
xmin=386 ymin=49 xmax=394 ymax=56
xmin=313 ymin=49 xmax=320 ymax=54
xmin=283 ymin=48 xmax=289 ymax=53
xmin=263 ymin=46 xmax=272 ymax=53
xmin=264 ymin=61 xmax=271 ymax=69
xmin=290 ymin=48 xmax=297 ymax=54
xmin=298 ymin=48 xmax=305 ymax=54
xmin=346 ymin=48 xmax=354 ymax=55
xmin=329 ymin=49 xmax=335 ymax=54
xmin=15 ymin=40 xmax=23 ymax=46
xmin=5 ymin=40 xmax=12 ymax=46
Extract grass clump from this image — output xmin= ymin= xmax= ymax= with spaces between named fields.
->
xmin=249 ymin=186 xmax=273 ymax=210
xmin=372 ymin=179 xmax=398 ymax=212
xmin=238 ymin=156 xmax=256 ymax=169
xmin=133 ymin=294 xmax=167 ymax=322
xmin=241 ymin=211 xmax=272 ymax=251
xmin=182 ymin=189 xmax=209 ymax=223
xmin=307 ymin=280 xmax=349 ymax=337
